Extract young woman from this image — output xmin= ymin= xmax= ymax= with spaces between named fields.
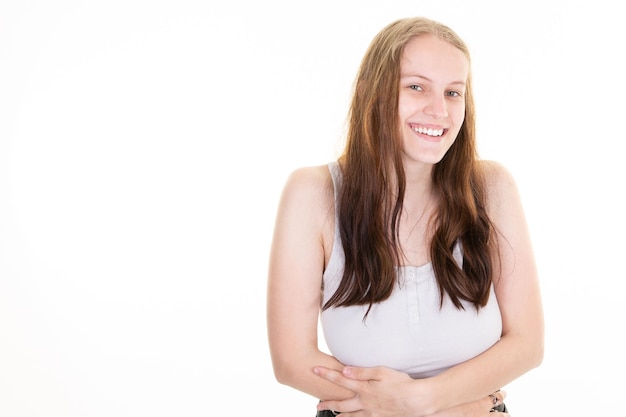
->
xmin=267 ymin=16 xmax=544 ymax=416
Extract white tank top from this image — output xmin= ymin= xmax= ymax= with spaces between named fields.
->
xmin=320 ymin=161 xmax=502 ymax=379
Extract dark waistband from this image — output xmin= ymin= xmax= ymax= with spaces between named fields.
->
xmin=316 ymin=403 xmax=507 ymax=416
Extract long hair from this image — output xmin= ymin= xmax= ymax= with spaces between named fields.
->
xmin=323 ymin=17 xmax=497 ymax=316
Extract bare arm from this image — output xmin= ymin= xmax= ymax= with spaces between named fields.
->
xmin=266 ymin=165 xmax=355 ymax=401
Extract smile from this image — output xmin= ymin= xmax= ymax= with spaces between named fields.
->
xmin=411 ymin=125 xmax=445 ymax=137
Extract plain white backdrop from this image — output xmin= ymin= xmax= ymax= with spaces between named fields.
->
xmin=1 ymin=0 xmax=624 ymax=415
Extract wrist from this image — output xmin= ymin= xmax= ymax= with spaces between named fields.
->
xmin=408 ymin=377 xmax=440 ymax=416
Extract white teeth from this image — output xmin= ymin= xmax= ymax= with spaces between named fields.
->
xmin=412 ymin=126 xmax=444 ymax=137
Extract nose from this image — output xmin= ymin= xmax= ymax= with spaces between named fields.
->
xmin=424 ymin=94 xmax=448 ymax=119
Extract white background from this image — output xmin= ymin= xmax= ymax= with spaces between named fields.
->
xmin=1 ymin=0 xmax=624 ymax=415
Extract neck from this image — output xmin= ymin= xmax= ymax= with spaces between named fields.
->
xmin=403 ymin=163 xmax=435 ymax=200
xmin=395 ymin=159 xmax=437 ymax=224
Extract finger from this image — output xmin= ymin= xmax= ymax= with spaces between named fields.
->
xmin=313 ymin=366 xmax=363 ymax=391
xmin=488 ymin=390 xmax=506 ymax=407
xmin=341 ymin=365 xmax=382 ymax=381
xmin=317 ymin=397 xmax=362 ymax=414
xmin=485 ymin=390 xmax=508 ymax=415
xmin=497 ymin=389 xmax=507 ymax=402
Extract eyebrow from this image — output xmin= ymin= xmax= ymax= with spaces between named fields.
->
xmin=400 ymin=73 xmax=466 ymax=87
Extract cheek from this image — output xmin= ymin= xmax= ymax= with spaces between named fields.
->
xmin=397 ymin=97 xmax=412 ymax=119
xmin=452 ymin=105 xmax=466 ymax=128
xmin=446 ymin=110 xmax=465 ymax=141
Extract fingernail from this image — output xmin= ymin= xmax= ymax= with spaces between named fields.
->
xmin=313 ymin=367 xmax=320 ymax=375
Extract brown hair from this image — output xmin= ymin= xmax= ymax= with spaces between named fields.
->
xmin=323 ymin=17 xmax=497 ymax=316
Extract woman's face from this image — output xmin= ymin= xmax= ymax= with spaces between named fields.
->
xmin=397 ymin=34 xmax=469 ymax=168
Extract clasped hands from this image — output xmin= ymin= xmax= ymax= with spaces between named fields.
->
xmin=313 ymin=365 xmax=508 ymax=417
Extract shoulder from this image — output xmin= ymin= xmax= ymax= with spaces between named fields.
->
xmin=478 ymin=159 xmax=526 ymax=228
xmin=281 ymin=164 xmax=333 ymax=202
xmin=285 ymin=164 xmax=333 ymax=187
xmin=276 ymin=164 xmax=335 ymax=227
xmin=479 ymin=160 xmax=516 ymax=190
xmin=479 ymin=160 xmax=519 ymax=202
xmin=271 ymin=164 xmax=336 ymax=266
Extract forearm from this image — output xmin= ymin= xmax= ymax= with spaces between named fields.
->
xmin=272 ymin=348 xmax=356 ymax=401
xmin=428 ymin=331 xmax=543 ymax=411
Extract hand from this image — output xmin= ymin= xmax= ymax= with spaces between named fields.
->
xmin=313 ymin=365 xmax=509 ymax=417
xmin=313 ymin=365 xmax=432 ymax=416
xmin=425 ymin=390 xmax=509 ymax=417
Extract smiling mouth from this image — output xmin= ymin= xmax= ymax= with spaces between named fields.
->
xmin=411 ymin=125 xmax=446 ymax=137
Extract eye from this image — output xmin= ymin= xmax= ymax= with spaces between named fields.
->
xmin=409 ymin=84 xmax=424 ymax=91
xmin=446 ymin=90 xmax=463 ymax=98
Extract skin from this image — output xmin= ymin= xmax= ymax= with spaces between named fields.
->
xmin=267 ymin=34 xmax=543 ymax=417
xmin=398 ymin=35 xmax=467 ymax=171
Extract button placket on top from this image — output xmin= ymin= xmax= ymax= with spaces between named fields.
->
xmin=405 ymin=267 xmax=420 ymax=326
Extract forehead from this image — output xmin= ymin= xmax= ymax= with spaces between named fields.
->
xmin=400 ymin=34 xmax=469 ymax=81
